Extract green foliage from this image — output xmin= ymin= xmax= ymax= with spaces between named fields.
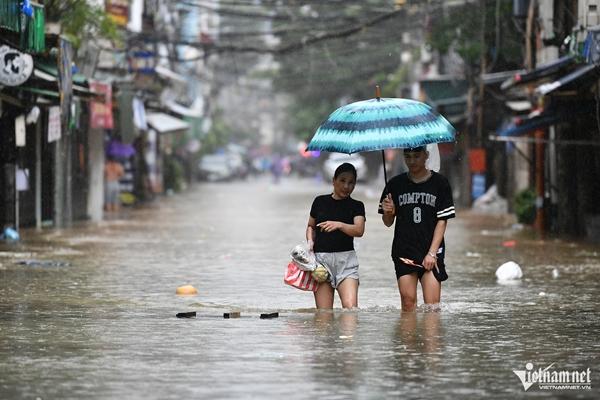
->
xmin=514 ymin=189 xmax=536 ymax=225
xmin=199 ymin=110 xmax=232 ymax=155
xmin=427 ymin=1 xmax=523 ymax=72
xmin=265 ymin=2 xmax=411 ymax=140
xmin=287 ymin=100 xmax=335 ymax=142
xmin=163 ymin=155 xmax=185 ymax=192
xmin=43 ymin=0 xmax=121 ymax=48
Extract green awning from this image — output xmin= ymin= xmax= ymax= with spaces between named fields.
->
xmin=0 ymin=1 xmax=45 ymax=52
xmin=35 ymin=60 xmax=88 ymax=85
xmin=420 ymin=79 xmax=468 ymax=123
xmin=420 ymin=79 xmax=469 ymax=102
xmin=18 ymin=86 xmax=59 ymax=98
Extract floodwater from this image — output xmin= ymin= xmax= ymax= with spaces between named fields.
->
xmin=1 ymin=177 xmax=598 ymax=399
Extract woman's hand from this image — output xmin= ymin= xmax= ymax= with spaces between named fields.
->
xmin=317 ymin=221 xmax=342 ymax=232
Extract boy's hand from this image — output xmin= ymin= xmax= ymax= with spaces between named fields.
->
xmin=381 ymin=193 xmax=395 ymax=215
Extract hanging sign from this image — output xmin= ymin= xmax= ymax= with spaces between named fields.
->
xmin=0 ymin=45 xmax=34 ymax=86
xmin=48 ymin=106 xmax=61 ymax=142
xmin=16 ymin=169 xmax=29 ymax=191
xmin=89 ymin=81 xmax=114 ymax=129
xmin=128 ymin=50 xmax=156 ymax=74
xmin=106 ymin=0 xmax=129 ymax=26
xmin=15 ymin=115 xmax=26 ymax=147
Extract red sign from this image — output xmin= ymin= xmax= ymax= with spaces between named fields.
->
xmin=469 ymin=148 xmax=486 ymax=173
xmin=89 ymin=82 xmax=113 ymax=129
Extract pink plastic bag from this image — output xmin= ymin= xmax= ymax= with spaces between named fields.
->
xmin=284 ymin=262 xmax=318 ymax=292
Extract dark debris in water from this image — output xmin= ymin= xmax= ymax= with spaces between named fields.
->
xmin=176 ymin=312 xmax=197 ymax=318
xmin=17 ymin=259 xmax=71 ymax=267
xmin=260 ymin=312 xmax=279 ymax=319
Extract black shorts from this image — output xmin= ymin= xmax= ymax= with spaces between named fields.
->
xmin=392 ymin=256 xmax=448 ymax=282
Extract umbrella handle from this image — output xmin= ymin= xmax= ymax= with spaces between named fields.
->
xmin=375 ymin=85 xmax=381 ymax=100
xmin=381 ymin=149 xmax=388 ymax=187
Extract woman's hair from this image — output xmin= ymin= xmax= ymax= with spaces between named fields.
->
xmin=334 ymin=162 xmax=357 ymax=180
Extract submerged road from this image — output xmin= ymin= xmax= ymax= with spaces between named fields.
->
xmin=1 ymin=177 xmax=598 ymax=399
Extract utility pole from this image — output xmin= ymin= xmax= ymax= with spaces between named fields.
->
xmin=528 ymin=0 xmax=546 ymax=237
xmin=525 ymin=0 xmax=545 ymax=236
xmin=476 ymin=0 xmax=486 ymax=146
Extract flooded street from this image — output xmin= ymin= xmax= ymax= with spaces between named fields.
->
xmin=1 ymin=177 xmax=598 ymax=399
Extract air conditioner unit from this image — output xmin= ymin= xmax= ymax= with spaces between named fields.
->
xmin=580 ymin=0 xmax=600 ymax=28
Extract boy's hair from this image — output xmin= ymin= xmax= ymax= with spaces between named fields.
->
xmin=403 ymin=146 xmax=426 ymax=153
xmin=334 ymin=162 xmax=357 ymax=180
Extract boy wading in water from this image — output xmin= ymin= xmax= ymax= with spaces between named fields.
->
xmin=379 ymin=146 xmax=455 ymax=311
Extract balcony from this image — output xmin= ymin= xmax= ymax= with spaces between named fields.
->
xmin=0 ymin=0 xmax=45 ymax=53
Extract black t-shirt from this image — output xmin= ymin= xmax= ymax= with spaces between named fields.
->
xmin=378 ymin=172 xmax=455 ymax=261
xmin=310 ymin=194 xmax=366 ymax=253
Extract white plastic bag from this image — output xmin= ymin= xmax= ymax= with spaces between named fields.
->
xmin=290 ymin=243 xmax=316 ymax=271
xmin=426 ymin=143 xmax=440 ymax=172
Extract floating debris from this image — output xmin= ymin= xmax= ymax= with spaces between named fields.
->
xmin=176 ymin=312 xmax=196 ymax=318
xmin=260 ymin=312 xmax=279 ymax=319
xmin=1 ymin=227 xmax=19 ymax=241
xmin=176 ymin=285 xmax=198 ymax=295
xmin=223 ymin=312 xmax=241 ymax=319
xmin=17 ymin=259 xmax=70 ymax=267
xmin=495 ymin=261 xmax=522 ymax=281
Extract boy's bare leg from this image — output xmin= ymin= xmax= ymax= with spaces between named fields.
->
xmin=314 ymin=283 xmax=334 ymax=309
xmin=421 ymin=271 xmax=441 ymax=304
xmin=337 ymin=278 xmax=358 ymax=309
xmin=398 ymin=273 xmax=419 ymax=311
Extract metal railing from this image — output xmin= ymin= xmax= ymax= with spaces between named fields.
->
xmin=0 ymin=0 xmax=20 ymax=31
xmin=0 ymin=0 xmax=45 ymax=52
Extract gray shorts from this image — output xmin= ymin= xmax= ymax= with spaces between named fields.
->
xmin=315 ymin=250 xmax=359 ymax=289
xmin=105 ymin=181 xmax=120 ymax=205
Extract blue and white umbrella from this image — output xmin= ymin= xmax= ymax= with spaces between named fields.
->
xmin=306 ymin=87 xmax=456 ymax=183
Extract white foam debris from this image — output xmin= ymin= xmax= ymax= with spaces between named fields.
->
xmin=495 ymin=261 xmax=523 ymax=281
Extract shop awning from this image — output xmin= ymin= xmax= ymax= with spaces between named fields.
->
xmin=419 ymin=78 xmax=468 ymax=123
xmin=495 ymin=113 xmax=559 ymax=138
xmin=30 ymin=59 xmax=103 ymax=101
xmin=536 ymin=63 xmax=600 ymax=96
xmin=482 ymin=69 xmax=526 ymax=86
xmin=500 ymin=56 xmax=576 ymax=90
xmin=34 ymin=60 xmax=89 ymax=86
xmin=155 ymin=65 xmax=187 ymax=83
xmin=164 ymin=97 xmax=204 ymax=118
xmin=18 ymin=86 xmax=60 ymax=98
xmin=146 ymin=112 xmax=190 ymax=133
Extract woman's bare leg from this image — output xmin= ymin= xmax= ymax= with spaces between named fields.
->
xmin=314 ymin=283 xmax=334 ymax=309
xmin=336 ymin=278 xmax=358 ymax=309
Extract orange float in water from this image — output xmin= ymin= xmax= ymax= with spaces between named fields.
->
xmin=176 ymin=285 xmax=198 ymax=295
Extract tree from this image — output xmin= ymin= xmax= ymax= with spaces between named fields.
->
xmin=427 ymin=0 xmax=523 ymax=78
xmin=41 ymin=0 xmax=121 ymax=48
